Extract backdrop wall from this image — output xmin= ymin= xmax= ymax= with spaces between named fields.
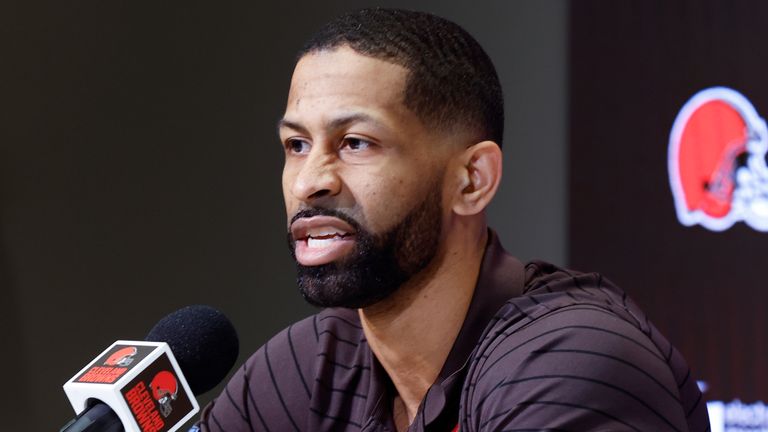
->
xmin=1 ymin=1 xmax=568 ymax=429
xmin=570 ymin=0 xmax=768 ymax=409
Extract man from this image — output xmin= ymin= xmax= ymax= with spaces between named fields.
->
xmin=198 ymin=8 xmax=709 ymax=431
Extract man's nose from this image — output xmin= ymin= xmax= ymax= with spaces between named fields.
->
xmin=291 ymin=149 xmax=341 ymax=201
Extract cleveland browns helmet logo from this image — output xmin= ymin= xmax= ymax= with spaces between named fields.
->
xmin=150 ymin=370 xmax=179 ymax=418
xmin=104 ymin=346 xmax=138 ymax=367
xmin=669 ymin=87 xmax=768 ymax=232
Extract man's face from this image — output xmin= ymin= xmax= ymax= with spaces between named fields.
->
xmin=279 ymin=46 xmax=456 ymax=308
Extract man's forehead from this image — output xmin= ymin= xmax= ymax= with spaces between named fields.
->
xmin=282 ymin=48 xmax=412 ymax=130
xmin=288 ymin=48 xmax=408 ymax=102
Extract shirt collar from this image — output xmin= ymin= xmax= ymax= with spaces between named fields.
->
xmin=419 ymin=229 xmax=526 ymax=428
xmin=435 ymin=228 xmax=525 ymax=381
xmin=362 ymin=228 xmax=526 ymax=430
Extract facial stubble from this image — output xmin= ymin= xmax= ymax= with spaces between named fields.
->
xmin=287 ymin=183 xmax=444 ymax=309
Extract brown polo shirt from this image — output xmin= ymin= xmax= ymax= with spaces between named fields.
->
xmin=197 ymin=230 xmax=710 ymax=431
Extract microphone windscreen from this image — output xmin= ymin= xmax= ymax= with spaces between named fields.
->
xmin=146 ymin=305 xmax=239 ymax=396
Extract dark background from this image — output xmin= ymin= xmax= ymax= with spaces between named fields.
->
xmin=11 ymin=0 xmax=766 ymax=428
xmin=570 ymin=0 xmax=768 ymax=402
xmin=2 ymin=1 xmax=567 ymax=429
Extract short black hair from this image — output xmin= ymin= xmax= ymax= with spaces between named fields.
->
xmin=299 ymin=8 xmax=504 ymax=148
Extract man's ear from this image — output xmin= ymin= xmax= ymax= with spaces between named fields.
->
xmin=451 ymin=141 xmax=503 ymax=216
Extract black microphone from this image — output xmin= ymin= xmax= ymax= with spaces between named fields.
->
xmin=60 ymin=305 xmax=239 ymax=432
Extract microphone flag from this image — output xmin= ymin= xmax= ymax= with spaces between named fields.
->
xmin=63 ymin=340 xmax=199 ymax=432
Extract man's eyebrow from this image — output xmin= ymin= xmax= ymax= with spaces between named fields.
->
xmin=277 ymin=118 xmax=308 ymax=135
xmin=277 ymin=113 xmax=384 ymax=135
xmin=326 ymin=113 xmax=383 ymax=130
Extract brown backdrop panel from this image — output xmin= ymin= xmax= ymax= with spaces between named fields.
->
xmin=570 ymin=0 xmax=768 ymax=402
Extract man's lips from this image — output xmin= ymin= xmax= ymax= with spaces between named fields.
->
xmin=291 ymin=216 xmax=357 ymax=266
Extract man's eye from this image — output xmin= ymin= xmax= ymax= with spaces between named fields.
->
xmin=286 ymin=139 xmax=310 ymax=154
xmin=342 ymin=137 xmax=373 ymax=151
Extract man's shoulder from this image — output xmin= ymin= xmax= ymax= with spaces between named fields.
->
xmin=198 ymin=308 xmax=369 ymax=432
xmin=476 ymin=259 xmax=668 ymax=379
xmin=459 ymin=259 xmax=708 ymax=431
xmin=511 ymin=260 xmax=653 ymax=335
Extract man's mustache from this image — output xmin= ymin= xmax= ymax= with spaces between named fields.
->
xmin=289 ymin=207 xmax=364 ymax=235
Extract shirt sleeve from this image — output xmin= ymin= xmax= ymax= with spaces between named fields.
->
xmin=196 ymin=317 xmax=318 ymax=432
xmin=463 ymin=305 xmax=696 ymax=431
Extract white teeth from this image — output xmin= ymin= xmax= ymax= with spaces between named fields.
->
xmin=307 ymin=228 xmax=347 ymax=237
xmin=307 ymin=237 xmax=337 ymax=248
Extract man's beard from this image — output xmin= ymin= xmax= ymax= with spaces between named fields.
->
xmin=287 ymin=184 xmax=443 ymax=309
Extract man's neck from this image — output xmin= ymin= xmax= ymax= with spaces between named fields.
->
xmin=358 ymin=222 xmax=488 ymax=429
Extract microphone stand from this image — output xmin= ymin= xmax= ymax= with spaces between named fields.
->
xmin=59 ymin=402 xmax=123 ymax=432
